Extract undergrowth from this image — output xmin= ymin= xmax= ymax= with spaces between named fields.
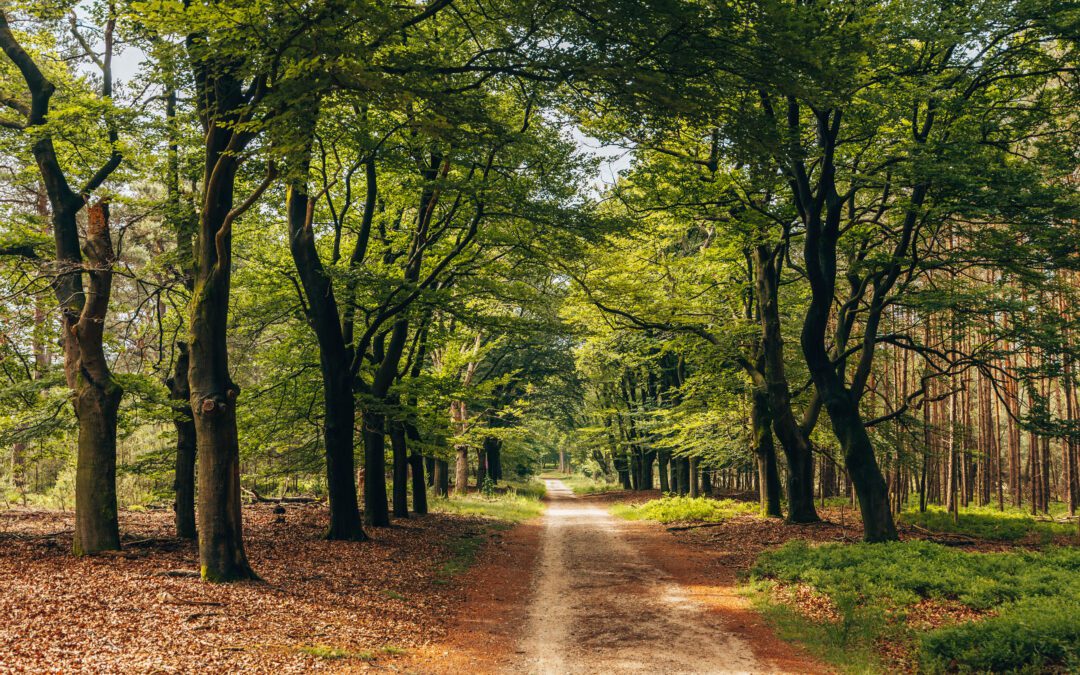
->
xmin=897 ymin=504 xmax=1077 ymax=542
xmin=752 ymin=540 xmax=1080 ymax=673
xmin=610 ymin=496 xmax=757 ymax=523
xmin=430 ymin=480 xmax=544 ymax=523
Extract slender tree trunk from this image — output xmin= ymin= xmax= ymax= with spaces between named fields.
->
xmin=658 ymin=451 xmax=670 ymax=493
xmin=407 ymin=423 xmax=428 ymax=514
xmin=389 ymin=420 xmax=409 ymax=518
xmin=168 ymin=343 xmax=197 ymax=540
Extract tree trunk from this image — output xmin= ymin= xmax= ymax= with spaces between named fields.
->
xmin=168 ymin=343 xmax=197 ymax=540
xmin=286 ymin=149 xmax=366 ymax=541
xmin=407 ymin=423 xmax=428 ymax=514
xmin=434 ymin=458 xmax=450 ymax=497
xmin=658 ymin=451 xmax=670 ymax=493
xmin=425 ymin=456 xmax=435 ymax=487
xmin=677 ymin=457 xmax=690 ymax=496
xmin=361 ymin=410 xmax=390 ymax=526
xmin=688 ymin=457 xmax=700 ymax=497
xmin=389 ymin=420 xmax=409 ymax=518
xmin=323 ymin=371 xmax=365 ymax=539
xmin=754 ymin=246 xmax=820 ymax=523
xmin=752 ymin=388 xmax=784 ymax=518
xmin=454 ymin=445 xmax=469 ymax=496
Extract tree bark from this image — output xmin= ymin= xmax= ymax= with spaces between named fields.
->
xmin=361 ymin=410 xmax=390 ymax=526
xmin=168 ymin=343 xmax=197 ymax=539
xmin=454 ymin=445 xmax=469 ymax=496
xmin=752 ymin=387 xmax=784 ymax=517
xmin=390 ymin=420 xmax=409 ymax=518
xmin=753 ymin=245 xmax=820 ymax=523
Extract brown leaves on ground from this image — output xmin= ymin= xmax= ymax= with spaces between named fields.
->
xmin=0 ymin=504 xmax=495 ymax=673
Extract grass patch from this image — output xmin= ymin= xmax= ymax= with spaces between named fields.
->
xmin=295 ymin=645 xmax=375 ymax=661
xmin=381 ymin=645 xmax=407 ymax=656
xmin=381 ymin=589 xmax=407 ymax=602
xmin=611 ymin=496 xmax=758 ymax=524
xmin=752 ymin=540 xmax=1080 ymax=672
xmin=430 ymin=484 xmax=544 ymax=523
xmin=898 ymin=504 xmax=1077 ymax=542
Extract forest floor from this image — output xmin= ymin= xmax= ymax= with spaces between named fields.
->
xmin=0 ymin=502 xmax=518 ymax=673
xmin=403 ymin=479 xmax=823 ymax=674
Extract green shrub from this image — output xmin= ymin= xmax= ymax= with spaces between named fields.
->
xmin=920 ymin=596 xmax=1080 ymax=673
xmin=898 ymin=505 xmax=1076 ymax=542
xmin=753 ymin=541 xmax=1080 ymax=672
xmin=611 ymin=496 xmax=757 ymax=524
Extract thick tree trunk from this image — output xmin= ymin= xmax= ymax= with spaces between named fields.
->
xmin=361 ymin=410 xmax=390 ymax=526
xmin=287 ymin=160 xmax=365 ymax=541
xmin=71 ymin=204 xmax=122 ymax=555
xmin=677 ymin=457 xmax=690 ymax=496
xmin=752 ymin=388 xmax=784 ymax=518
xmin=187 ymin=66 xmax=267 ymax=580
xmin=390 ymin=421 xmax=409 ymax=518
xmin=482 ymin=436 xmax=500 ymax=485
xmin=73 ymin=376 xmax=122 ymax=555
xmin=323 ymin=373 xmax=365 ymax=539
xmin=434 ymin=459 xmax=450 ymax=497
xmin=688 ymin=457 xmax=700 ymax=497
xmin=0 ymin=10 xmax=124 ymax=556
xmin=754 ymin=246 xmax=820 ymax=523
xmin=425 ymin=456 xmax=435 ymax=487
xmin=486 ymin=437 xmax=502 ymax=483
xmin=454 ymin=445 xmax=469 ymax=496
xmin=168 ymin=343 xmax=197 ymax=540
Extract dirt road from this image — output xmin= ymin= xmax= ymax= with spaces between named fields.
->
xmin=515 ymin=479 xmax=778 ymax=674
xmin=403 ymin=479 xmax=822 ymax=674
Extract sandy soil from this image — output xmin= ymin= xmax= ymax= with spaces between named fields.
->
xmin=514 ymin=479 xmax=817 ymax=675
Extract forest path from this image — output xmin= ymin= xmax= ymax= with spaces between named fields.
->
xmin=516 ymin=479 xmax=780 ymax=674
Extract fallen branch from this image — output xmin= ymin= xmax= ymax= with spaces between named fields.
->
xmin=666 ymin=521 xmax=729 ymax=532
xmin=241 ymin=487 xmax=320 ymax=504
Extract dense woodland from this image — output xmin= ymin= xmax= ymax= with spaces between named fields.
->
xmin=1 ymin=0 xmax=1079 ymax=592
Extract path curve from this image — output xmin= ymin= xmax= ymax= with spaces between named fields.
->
xmin=517 ymin=479 xmax=777 ymax=674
